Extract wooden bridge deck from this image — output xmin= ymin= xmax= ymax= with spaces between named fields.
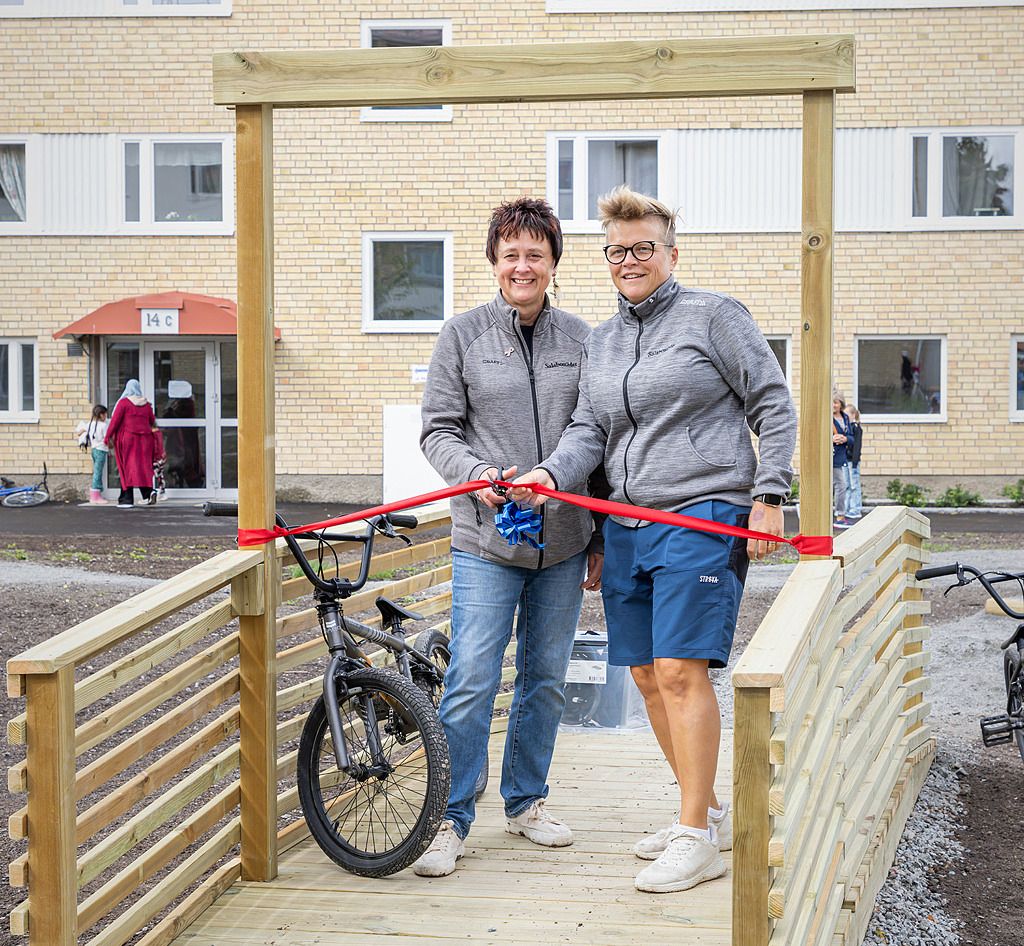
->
xmin=170 ymin=726 xmax=734 ymax=945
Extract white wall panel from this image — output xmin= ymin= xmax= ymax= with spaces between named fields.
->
xmin=39 ymin=134 xmax=118 ymax=234
xmin=835 ymin=127 xmax=907 ymax=231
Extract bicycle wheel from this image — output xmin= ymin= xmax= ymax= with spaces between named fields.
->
xmin=1003 ymin=643 xmax=1024 ymax=764
xmin=2 ymin=488 xmax=49 ymax=507
xmin=412 ymin=628 xmax=488 ymax=798
xmin=297 ymin=666 xmax=450 ymax=876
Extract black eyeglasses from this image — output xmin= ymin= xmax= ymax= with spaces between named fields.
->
xmin=603 ymin=241 xmax=674 ymax=264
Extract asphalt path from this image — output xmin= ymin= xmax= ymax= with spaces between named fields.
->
xmin=1 ymin=498 xmax=1021 ymax=539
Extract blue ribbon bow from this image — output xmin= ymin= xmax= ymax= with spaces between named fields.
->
xmin=494 ymin=502 xmax=546 ymax=549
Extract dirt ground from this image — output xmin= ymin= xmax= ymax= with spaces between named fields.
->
xmin=2 ymin=528 xmax=1023 ymax=945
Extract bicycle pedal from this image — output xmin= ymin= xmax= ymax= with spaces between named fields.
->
xmin=980 ymin=714 xmax=1014 ymax=746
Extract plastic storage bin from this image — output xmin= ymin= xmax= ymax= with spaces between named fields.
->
xmin=561 ymin=629 xmax=649 ymax=730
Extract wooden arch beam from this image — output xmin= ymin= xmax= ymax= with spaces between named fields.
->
xmin=213 ymin=34 xmax=854 ymax=108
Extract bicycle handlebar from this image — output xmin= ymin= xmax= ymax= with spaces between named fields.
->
xmin=915 ymin=561 xmax=1024 ymax=622
xmin=202 ymin=503 xmax=419 ymax=597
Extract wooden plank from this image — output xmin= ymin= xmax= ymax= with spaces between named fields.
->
xmin=212 ymin=35 xmax=855 ymax=107
xmin=134 ymin=858 xmax=241 ymax=946
xmin=77 ymin=784 xmax=240 ymax=932
xmin=26 ymin=667 xmax=77 ymax=945
xmin=733 ymin=560 xmax=840 ymax=689
xmin=7 ymin=549 xmax=261 ymax=678
xmin=235 ymin=100 xmax=278 ymax=887
xmin=733 ymin=688 xmax=771 ymax=946
xmin=7 ymin=599 xmax=235 ymax=746
xmin=232 ymin=562 xmax=265 ymax=615
xmin=832 ymin=505 xmax=908 ymax=572
xmin=798 ymin=87 xmax=837 ymax=547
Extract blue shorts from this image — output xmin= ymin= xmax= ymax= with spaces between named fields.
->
xmin=601 ymin=501 xmax=749 ymax=669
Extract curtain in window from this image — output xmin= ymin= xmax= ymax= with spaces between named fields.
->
xmin=943 ymin=135 xmax=1014 ymax=216
xmin=587 ymin=140 xmax=657 ymax=219
xmin=0 ymin=144 xmax=26 ymax=221
xmin=154 ymin=142 xmax=221 ymax=168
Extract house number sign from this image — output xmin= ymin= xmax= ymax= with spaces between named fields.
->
xmin=141 ymin=308 xmax=180 ymax=334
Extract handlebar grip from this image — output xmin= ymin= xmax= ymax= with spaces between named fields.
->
xmin=203 ymin=502 xmax=239 ymax=518
xmin=914 ymin=564 xmax=959 ymax=580
xmin=388 ymin=513 xmax=418 ymax=530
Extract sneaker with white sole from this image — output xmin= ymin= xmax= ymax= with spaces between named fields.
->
xmin=634 ymin=826 xmax=727 ymax=893
xmin=634 ymin=804 xmax=732 ymax=859
xmin=412 ymin=820 xmax=464 ymax=877
xmin=504 ymin=800 xmax=573 ymax=847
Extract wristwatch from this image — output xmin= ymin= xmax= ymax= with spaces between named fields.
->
xmin=752 ymin=493 xmax=786 ymax=507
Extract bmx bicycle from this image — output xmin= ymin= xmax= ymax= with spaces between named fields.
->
xmin=0 ymin=463 xmax=49 ymax=507
xmin=915 ymin=561 xmax=1024 ymax=763
xmin=204 ymin=503 xmax=452 ymax=875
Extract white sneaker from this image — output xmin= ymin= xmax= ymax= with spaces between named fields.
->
xmin=634 ymin=826 xmax=727 ymax=893
xmin=635 ymin=804 xmax=733 ymax=859
xmin=412 ymin=820 xmax=464 ymax=877
xmin=505 ymin=800 xmax=573 ymax=847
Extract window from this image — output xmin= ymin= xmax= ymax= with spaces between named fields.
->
xmin=855 ymin=336 xmax=946 ymax=423
xmin=0 ymin=140 xmax=28 ymax=228
xmin=910 ymin=129 xmax=1020 ymax=228
xmin=361 ymin=233 xmax=453 ymax=333
xmin=0 ymin=340 xmax=38 ymax=422
xmin=547 ymin=132 xmax=676 ymax=232
xmin=122 ymin=136 xmax=232 ymax=232
xmin=360 ymin=20 xmax=452 ymax=123
xmin=765 ymin=336 xmax=790 ymax=381
xmin=1 ymin=0 xmax=230 ymax=16
xmin=1012 ymin=337 xmax=1024 ymax=422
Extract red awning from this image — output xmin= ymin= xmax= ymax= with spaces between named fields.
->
xmin=53 ymin=292 xmax=281 ymax=340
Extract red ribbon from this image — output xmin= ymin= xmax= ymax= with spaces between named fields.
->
xmin=237 ymin=479 xmax=832 ymax=557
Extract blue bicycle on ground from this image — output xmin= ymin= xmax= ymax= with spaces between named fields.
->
xmin=0 ymin=464 xmax=49 ymax=507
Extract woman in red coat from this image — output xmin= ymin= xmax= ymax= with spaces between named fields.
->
xmin=105 ymin=379 xmax=159 ymax=508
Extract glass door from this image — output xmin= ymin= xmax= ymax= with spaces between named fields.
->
xmin=146 ymin=342 xmax=213 ymax=496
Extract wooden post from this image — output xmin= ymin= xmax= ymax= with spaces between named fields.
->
xmin=799 ymin=90 xmax=836 ymax=551
xmin=26 ymin=667 xmax=77 ymax=945
xmin=235 ymin=102 xmax=278 ymax=883
xmin=733 ymin=686 xmax=772 ymax=946
xmin=901 ymin=531 xmax=925 ymax=725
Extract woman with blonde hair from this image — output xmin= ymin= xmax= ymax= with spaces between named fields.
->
xmin=515 ymin=185 xmax=797 ymax=894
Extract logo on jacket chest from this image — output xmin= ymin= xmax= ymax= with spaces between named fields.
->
xmin=543 ymin=360 xmax=580 ymax=369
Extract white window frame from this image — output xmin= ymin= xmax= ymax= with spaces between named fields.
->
xmin=908 ymin=127 xmax=1022 ymax=231
xmin=546 ymin=131 xmax=678 ymax=234
xmin=764 ymin=335 xmax=791 ymax=387
xmin=1011 ymin=335 xmax=1024 ymax=422
xmin=0 ymin=338 xmax=39 ymax=423
xmin=545 ymin=0 xmax=1019 ymax=10
xmin=854 ymin=334 xmax=947 ymax=424
xmin=0 ymin=135 xmax=37 ymax=234
xmin=361 ymin=232 xmax=453 ymax=334
xmin=1 ymin=0 xmax=231 ymax=17
xmin=359 ymin=20 xmax=453 ymax=123
xmin=119 ymin=134 xmax=234 ymax=235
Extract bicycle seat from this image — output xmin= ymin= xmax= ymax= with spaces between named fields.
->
xmin=375 ymin=597 xmax=425 ymax=626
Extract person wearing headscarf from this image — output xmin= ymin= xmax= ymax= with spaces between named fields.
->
xmin=105 ymin=379 xmax=161 ymax=508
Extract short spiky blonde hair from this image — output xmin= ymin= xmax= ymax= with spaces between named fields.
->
xmin=597 ymin=186 xmax=677 ymax=244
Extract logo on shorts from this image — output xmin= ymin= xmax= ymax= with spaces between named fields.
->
xmin=699 ymin=575 xmax=719 ymax=583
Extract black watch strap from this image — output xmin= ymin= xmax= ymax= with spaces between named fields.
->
xmin=753 ymin=493 xmax=786 ymax=507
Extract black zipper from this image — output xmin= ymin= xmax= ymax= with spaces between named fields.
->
xmin=514 ymin=319 xmax=546 ymax=569
xmin=620 ymin=315 xmax=643 ymax=509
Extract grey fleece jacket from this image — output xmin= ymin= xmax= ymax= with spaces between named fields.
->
xmin=541 ymin=277 xmax=797 ymax=527
xmin=420 ymin=293 xmax=595 ymax=567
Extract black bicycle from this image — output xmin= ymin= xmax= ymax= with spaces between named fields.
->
xmin=915 ymin=562 xmax=1024 ymax=763
xmin=204 ymin=503 xmax=451 ymax=876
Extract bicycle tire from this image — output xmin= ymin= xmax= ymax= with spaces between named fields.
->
xmin=297 ymin=665 xmax=450 ymax=876
xmin=1003 ymin=643 xmax=1024 ymax=765
xmin=412 ymin=628 xmax=488 ymax=798
xmin=1 ymin=488 xmax=49 ymax=507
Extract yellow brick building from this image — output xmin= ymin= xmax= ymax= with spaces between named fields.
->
xmin=1 ymin=1 xmax=1022 ymax=504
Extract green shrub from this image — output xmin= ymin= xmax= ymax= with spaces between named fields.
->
xmin=886 ymin=478 xmax=930 ymax=507
xmin=1001 ymin=478 xmax=1024 ymax=506
xmin=789 ymin=477 xmax=799 ymax=503
xmin=934 ymin=484 xmax=983 ymax=507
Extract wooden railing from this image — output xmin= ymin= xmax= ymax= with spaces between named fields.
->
xmin=732 ymin=505 xmax=933 ymax=946
xmin=5 ymin=507 xmax=453 ymax=946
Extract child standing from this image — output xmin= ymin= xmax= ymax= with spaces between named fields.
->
xmin=76 ymin=404 xmax=109 ymax=504
xmin=845 ymin=405 xmax=864 ymax=520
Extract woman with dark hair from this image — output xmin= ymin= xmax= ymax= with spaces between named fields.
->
xmin=416 ymin=197 xmax=603 ymax=876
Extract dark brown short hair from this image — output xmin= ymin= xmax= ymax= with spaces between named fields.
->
xmin=486 ymin=198 xmax=563 ymax=265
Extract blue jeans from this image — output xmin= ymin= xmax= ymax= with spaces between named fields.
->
xmin=91 ymin=448 xmax=108 ymax=490
xmin=844 ymin=462 xmax=862 ymax=517
xmin=439 ymin=548 xmax=586 ymax=839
